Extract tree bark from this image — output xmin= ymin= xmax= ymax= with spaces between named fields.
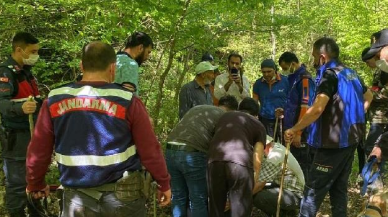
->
xmin=270 ymin=4 xmax=276 ymax=60
xmin=152 ymin=0 xmax=192 ymax=130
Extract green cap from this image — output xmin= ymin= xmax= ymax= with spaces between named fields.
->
xmin=195 ymin=61 xmax=218 ymax=75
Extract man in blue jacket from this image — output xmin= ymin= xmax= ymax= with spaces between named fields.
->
xmin=279 ymin=52 xmax=315 ymax=181
xmin=284 ymin=37 xmax=373 ymax=217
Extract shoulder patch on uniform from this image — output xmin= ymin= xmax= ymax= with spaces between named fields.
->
xmin=0 ymin=77 xmax=9 ymax=83
xmin=0 ymin=88 xmax=10 ymax=92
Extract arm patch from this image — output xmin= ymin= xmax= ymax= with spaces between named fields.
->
xmin=0 ymin=77 xmax=9 ymax=83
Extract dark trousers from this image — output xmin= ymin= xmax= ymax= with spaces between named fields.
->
xmin=299 ymin=145 xmax=357 ymax=217
xmin=357 ymin=141 xmax=366 ymax=174
xmin=3 ymin=159 xmax=29 ymax=217
xmin=207 ymin=162 xmax=253 ymax=217
xmin=290 ymin=146 xmax=311 ymax=182
xmin=253 ymin=187 xmax=301 ymax=216
xmin=61 ymin=189 xmax=146 ymax=217
xmin=260 ymin=117 xmax=282 ymax=143
xmin=2 ymin=130 xmax=35 ymax=217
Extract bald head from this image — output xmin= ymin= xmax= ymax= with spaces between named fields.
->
xmin=82 ymin=41 xmax=116 ymax=72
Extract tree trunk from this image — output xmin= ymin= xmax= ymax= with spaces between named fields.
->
xmin=270 ymin=4 xmax=276 ymax=60
xmin=143 ymin=43 xmax=168 ymax=107
xmin=152 ymin=0 xmax=192 ymax=130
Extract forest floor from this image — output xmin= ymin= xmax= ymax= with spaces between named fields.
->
xmin=0 ymin=157 xmax=385 ymax=217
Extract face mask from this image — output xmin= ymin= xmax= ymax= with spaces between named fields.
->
xmin=376 ymin=59 xmax=388 ymax=72
xmin=282 ymin=70 xmax=290 ymax=76
xmin=282 ymin=65 xmax=293 ymax=75
xmin=22 ymin=50 xmax=39 ymax=65
xmin=314 ymin=56 xmax=325 ymax=69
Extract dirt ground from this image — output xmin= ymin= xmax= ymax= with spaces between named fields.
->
xmin=0 ymin=162 xmax=385 ymax=217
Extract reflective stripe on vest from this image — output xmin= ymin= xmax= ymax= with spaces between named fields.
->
xmin=49 ymin=86 xmax=132 ymax=100
xmin=10 ymin=95 xmax=41 ymax=102
xmin=55 ymin=145 xmax=136 ymax=167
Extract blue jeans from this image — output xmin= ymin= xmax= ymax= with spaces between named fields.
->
xmin=299 ymin=145 xmax=356 ymax=217
xmin=165 ymin=149 xmax=208 ymax=217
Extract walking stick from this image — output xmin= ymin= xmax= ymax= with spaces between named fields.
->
xmin=273 ymin=116 xmax=279 ymax=143
xmin=276 ymin=142 xmax=291 ymax=217
xmin=279 ymin=116 xmax=283 ymax=144
xmin=28 ymin=96 xmax=34 ymax=138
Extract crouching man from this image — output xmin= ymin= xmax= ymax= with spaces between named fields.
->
xmin=253 ymin=137 xmax=305 ymax=217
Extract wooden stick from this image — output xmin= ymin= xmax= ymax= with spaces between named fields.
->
xmin=28 ymin=96 xmax=34 ymax=138
xmin=273 ymin=116 xmax=279 ymax=142
xmin=276 ymin=142 xmax=291 ymax=217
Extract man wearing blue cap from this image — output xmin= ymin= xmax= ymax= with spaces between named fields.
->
xmin=178 ymin=61 xmax=218 ymax=119
xmin=253 ymin=59 xmax=289 ymax=142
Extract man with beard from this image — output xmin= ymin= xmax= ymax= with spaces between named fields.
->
xmin=214 ymin=53 xmax=250 ymax=103
xmin=115 ymin=32 xmax=153 ymax=95
xmin=284 ymin=37 xmax=373 ymax=217
xmin=179 ymin=61 xmax=218 ymax=119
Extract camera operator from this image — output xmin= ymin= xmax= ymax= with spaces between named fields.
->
xmin=214 ymin=53 xmax=251 ymax=103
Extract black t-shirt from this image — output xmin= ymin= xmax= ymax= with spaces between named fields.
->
xmin=208 ymin=111 xmax=267 ymax=168
xmin=317 ymin=69 xmax=367 ymax=98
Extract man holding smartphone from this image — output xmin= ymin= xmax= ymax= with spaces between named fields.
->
xmin=214 ymin=53 xmax=251 ymax=103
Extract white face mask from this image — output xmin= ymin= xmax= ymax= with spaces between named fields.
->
xmin=22 ymin=50 xmax=39 ymax=65
xmin=282 ymin=70 xmax=290 ymax=76
xmin=376 ymin=59 xmax=388 ymax=72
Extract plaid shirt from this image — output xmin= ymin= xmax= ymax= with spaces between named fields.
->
xmin=258 ymin=145 xmax=305 ymax=197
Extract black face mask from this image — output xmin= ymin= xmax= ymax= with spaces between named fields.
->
xmin=380 ymin=70 xmax=388 ymax=86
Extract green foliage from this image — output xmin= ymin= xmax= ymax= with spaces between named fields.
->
xmin=0 ymin=0 xmax=387 ymax=135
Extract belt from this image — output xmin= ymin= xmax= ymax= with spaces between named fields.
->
xmin=166 ymin=142 xmax=198 ymax=152
xmin=65 ymin=183 xmax=116 ymax=200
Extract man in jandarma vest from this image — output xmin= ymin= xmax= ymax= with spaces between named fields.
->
xmin=284 ymin=37 xmax=373 ymax=217
xmin=0 ymin=32 xmax=41 ymax=217
xmin=25 ymin=41 xmax=171 ymax=217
